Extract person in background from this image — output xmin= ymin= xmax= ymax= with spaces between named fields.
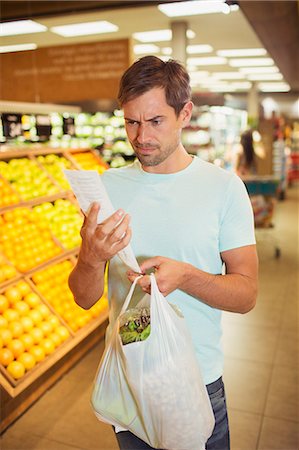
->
xmin=235 ymin=129 xmax=258 ymax=177
xmin=69 ymin=56 xmax=258 ymax=450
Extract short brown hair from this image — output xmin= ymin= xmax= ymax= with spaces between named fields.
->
xmin=117 ymin=56 xmax=191 ymax=116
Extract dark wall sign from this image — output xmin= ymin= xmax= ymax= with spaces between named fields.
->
xmin=2 ymin=113 xmax=22 ymax=139
xmin=63 ymin=117 xmax=75 ymax=136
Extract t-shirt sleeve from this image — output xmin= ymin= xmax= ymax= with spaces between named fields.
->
xmin=219 ymin=174 xmax=256 ymax=252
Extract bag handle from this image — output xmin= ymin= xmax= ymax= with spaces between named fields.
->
xmin=119 ymin=274 xmax=143 ymax=316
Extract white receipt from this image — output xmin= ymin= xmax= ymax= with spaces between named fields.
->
xmin=63 ymin=169 xmax=141 ymax=273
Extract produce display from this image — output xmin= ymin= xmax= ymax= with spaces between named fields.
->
xmin=70 ymin=151 xmax=108 ymax=173
xmin=36 ymin=154 xmax=73 ymax=190
xmin=0 ymin=280 xmax=70 ymax=380
xmin=119 ymin=307 xmax=151 ymax=345
xmin=0 ymin=177 xmax=20 ymax=207
xmin=32 ymin=199 xmax=83 ymax=250
xmin=31 ymin=260 xmax=107 ymax=332
xmin=0 ymin=158 xmax=60 ymax=200
xmin=0 ymin=147 xmax=109 ymax=395
xmin=0 ymin=207 xmax=62 ymax=273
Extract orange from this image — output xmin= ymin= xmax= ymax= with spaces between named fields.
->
xmin=49 ymin=332 xmax=62 ymax=348
xmin=19 ymin=333 xmax=34 ymax=351
xmin=2 ymin=265 xmax=17 ymax=280
xmin=30 ymin=327 xmax=44 ymax=344
xmin=0 ymin=348 xmax=14 ymax=366
xmin=7 ymin=338 xmax=25 ymax=358
xmin=7 ymin=361 xmax=25 ymax=379
xmin=14 ymin=301 xmax=30 ymax=316
xmin=47 ymin=315 xmax=60 ymax=329
xmin=20 ymin=316 xmax=34 ymax=333
xmin=9 ymin=321 xmax=24 ymax=338
xmin=0 ymin=328 xmax=13 ymax=346
xmin=40 ymin=338 xmax=55 ymax=356
xmin=3 ymin=308 xmax=19 ymax=322
xmin=24 ymin=292 xmax=41 ymax=308
xmin=39 ymin=321 xmax=53 ymax=337
xmin=28 ymin=309 xmax=43 ymax=325
xmin=29 ymin=345 xmax=45 ymax=363
xmin=56 ymin=326 xmax=70 ymax=342
xmin=16 ymin=281 xmax=31 ymax=296
xmin=18 ymin=352 xmax=36 ymax=370
xmin=0 ymin=316 xmax=8 ymax=329
xmin=4 ymin=286 xmax=22 ymax=304
xmin=0 ymin=294 xmax=9 ymax=313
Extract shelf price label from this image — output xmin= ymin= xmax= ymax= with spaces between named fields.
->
xmin=1 ymin=113 xmax=22 ymax=139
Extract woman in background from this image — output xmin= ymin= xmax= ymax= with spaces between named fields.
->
xmin=235 ymin=129 xmax=258 ymax=177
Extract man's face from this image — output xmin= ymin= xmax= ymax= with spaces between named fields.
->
xmin=123 ymin=87 xmax=189 ymax=169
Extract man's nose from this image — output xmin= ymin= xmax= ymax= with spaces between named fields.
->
xmin=136 ymin=123 xmax=150 ymax=143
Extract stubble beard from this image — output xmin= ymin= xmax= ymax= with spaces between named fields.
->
xmin=132 ymin=139 xmax=179 ymax=167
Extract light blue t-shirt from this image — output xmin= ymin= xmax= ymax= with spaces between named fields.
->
xmin=102 ymin=157 xmax=255 ymax=384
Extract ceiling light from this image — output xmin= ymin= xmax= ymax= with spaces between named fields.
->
xmin=187 ymin=44 xmax=213 ymax=54
xmin=229 ymin=57 xmax=274 ymax=67
xmin=217 ymin=48 xmax=267 ymax=57
xmin=133 ymin=29 xmax=194 ymax=42
xmin=212 ymin=72 xmax=246 ymax=79
xmin=239 ymin=66 xmax=279 ymax=74
xmin=50 ymin=21 xmax=118 ymax=37
xmin=158 ymin=1 xmax=230 ymax=17
xmin=259 ymin=82 xmax=290 ymax=92
xmin=0 ymin=43 xmax=37 ymax=53
xmin=161 ymin=47 xmax=172 ymax=55
xmin=187 ymin=56 xmax=227 ymax=66
xmin=247 ymin=73 xmax=283 ymax=81
xmin=0 ymin=19 xmax=47 ymax=36
xmin=134 ymin=44 xmax=160 ymax=55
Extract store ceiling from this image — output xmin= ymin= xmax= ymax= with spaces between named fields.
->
xmin=1 ymin=0 xmax=299 ymax=93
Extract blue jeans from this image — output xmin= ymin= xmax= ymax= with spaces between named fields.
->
xmin=114 ymin=377 xmax=230 ymax=450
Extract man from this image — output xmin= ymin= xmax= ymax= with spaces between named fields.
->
xmin=69 ymin=55 xmax=258 ymax=450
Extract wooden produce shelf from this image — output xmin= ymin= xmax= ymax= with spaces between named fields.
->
xmin=1 ymin=315 xmax=108 ymax=433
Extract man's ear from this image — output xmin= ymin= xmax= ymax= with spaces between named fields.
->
xmin=181 ymin=101 xmax=193 ymax=127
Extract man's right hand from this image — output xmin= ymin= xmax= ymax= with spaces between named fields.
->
xmin=79 ymin=202 xmax=132 ymax=268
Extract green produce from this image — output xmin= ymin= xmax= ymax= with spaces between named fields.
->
xmin=119 ymin=307 xmax=151 ymax=345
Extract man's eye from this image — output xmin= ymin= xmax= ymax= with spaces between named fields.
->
xmin=126 ymin=120 xmax=138 ymax=126
xmin=151 ymin=119 xmax=161 ymax=126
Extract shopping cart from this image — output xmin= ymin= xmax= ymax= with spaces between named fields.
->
xmin=242 ymin=176 xmax=281 ymax=258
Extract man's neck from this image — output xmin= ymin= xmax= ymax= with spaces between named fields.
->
xmin=141 ymin=147 xmax=193 ymax=174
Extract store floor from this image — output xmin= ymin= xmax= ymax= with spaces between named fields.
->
xmin=1 ymin=184 xmax=298 ymax=450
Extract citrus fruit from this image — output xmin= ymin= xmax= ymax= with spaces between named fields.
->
xmin=56 ymin=326 xmax=70 ymax=342
xmin=28 ymin=309 xmax=43 ymax=325
xmin=0 ymin=316 xmax=8 ymax=329
xmin=29 ymin=345 xmax=45 ymax=363
xmin=24 ymin=292 xmax=41 ymax=308
xmin=7 ymin=339 xmax=25 ymax=358
xmin=9 ymin=321 xmax=24 ymax=338
xmin=19 ymin=333 xmax=34 ymax=351
xmin=14 ymin=301 xmax=30 ymax=316
xmin=20 ymin=316 xmax=34 ymax=333
xmin=30 ymin=327 xmax=44 ymax=344
xmin=18 ymin=352 xmax=36 ymax=370
xmin=40 ymin=338 xmax=55 ymax=355
xmin=3 ymin=308 xmax=19 ymax=322
xmin=16 ymin=281 xmax=31 ymax=296
xmin=0 ymin=294 xmax=9 ymax=313
xmin=7 ymin=361 xmax=25 ymax=379
xmin=4 ymin=287 xmax=22 ymax=304
xmin=0 ymin=328 xmax=13 ymax=346
xmin=0 ymin=348 xmax=14 ymax=366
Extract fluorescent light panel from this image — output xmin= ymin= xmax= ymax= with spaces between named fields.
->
xmin=133 ymin=29 xmax=194 ymax=42
xmin=0 ymin=43 xmax=37 ymax=53
xmin=247 ymin=73 xmax=283 ymax=81
xmin=259 ymin=82 xmax=290 ymax=92
xmin=134 ymin=44 xmax=160 ymax=54
xmin=212 ymin=72 xmax=246 ymax=79
xmin=239 ymin=66 xmax=279 ymax=74
xmin=158 ymin=1 xmax=230 ymax=17
xmin=217 ymin=48 xmax=267 ymax=57
xmin=50 ymin=21 xmax=118 ymax=37
xmin=187 ymin=44 xmax=213 ymax=54
xmin=0 ymin=19 xmax=47 ymax=36
xmin=187 ymin=56 xmax=227 ymax=66
xmin=229 ymin=57 xmax=274 ymax=67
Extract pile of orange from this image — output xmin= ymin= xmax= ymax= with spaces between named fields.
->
xmin=0 ymin=177 xmax=20 ymax=207
xmin=0 ymin=253 xmax=18 ymax=284
xmin=0 ymin=280 xmax=70 ymax=380
xmin=0 ymin=207 xmax=62 ymax=273
xmin=32 ymin=260 xmax=108 ymax=332
xmin=71 ymin=152 xmax=108 ymax=174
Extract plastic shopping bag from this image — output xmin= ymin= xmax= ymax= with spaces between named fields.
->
xmin=91 ymin=274 xmax=215 ymax=450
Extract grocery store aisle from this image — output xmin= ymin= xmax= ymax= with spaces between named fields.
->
xmin=1 ymin=184 xmax=298 ymax=450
